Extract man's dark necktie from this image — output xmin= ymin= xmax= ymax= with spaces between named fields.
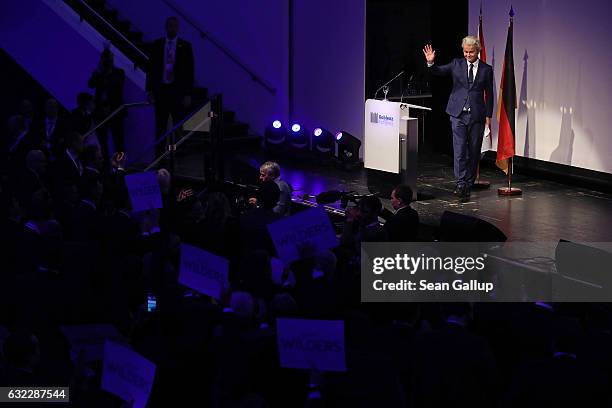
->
xmin=468 ymin=63 xmax=474 ymax=86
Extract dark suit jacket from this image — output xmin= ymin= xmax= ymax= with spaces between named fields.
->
xmin=88 ymin=67 xmax=126 ymax=120
xmin=69 ymin=109 xmax=94 ymax=136
xmin=385 ymin=205 xmax=419 ymax=242
xmin=72 ymin=200 xmax=102 ymax=241
xmin=30 ymin=116 xmax=69 ymax=158
xmin=429 ymin=58 xmax=494 ymax=122
xmin=146 ymin=37 xmax=194 ymax=96
xmin=52 ymin=150 xmax=82 ymax=187
xmin=15 ymin=168 xmax=45 ymax=207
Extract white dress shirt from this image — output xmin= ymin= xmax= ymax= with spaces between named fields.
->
xmin=163 ymin=37 xmax=178 ymax=84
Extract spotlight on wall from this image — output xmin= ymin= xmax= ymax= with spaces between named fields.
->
xmin=335 ymin=131 xmax=361 ymax=163
xmin=288 ymin=122 xmax=309 ymax=150
xmin=265 ymin=119 xmax=286 ymax=147
xmin=312 ymin=127 xmax=335 ymax=156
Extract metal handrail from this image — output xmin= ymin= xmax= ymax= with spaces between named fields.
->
xmin=144 ymin=113 xmax=212 ymax=171
xmin=128 ymin=99 xmax=212 ymax=167
xmin=68 ymin=0 xmax=149 ymax=62
xmin=162 ymin=0 xmax=277 ymax=95
xmin=83 ymin=101 xmax=150 ymax=141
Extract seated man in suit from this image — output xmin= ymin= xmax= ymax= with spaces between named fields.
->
xmin=32 ymin=98 xmax=67 ymax=160
xmin=15 ymin=150 xmax=47 ymax=209
xmin=256 ymin=161 xmax=292 ymax=216
xmin=53 ymin=131 xmax=84 ymax=188
xmin=385 ymin=184 xmax=419 ymax=241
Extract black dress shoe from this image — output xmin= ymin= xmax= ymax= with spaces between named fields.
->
xmin=453 ymin=186 xmax=463 ymax=196
xmin=460 ymin=188 xmax=471 ymax=200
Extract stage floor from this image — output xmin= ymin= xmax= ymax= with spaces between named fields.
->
xmin=174 ymin=148 xmax=612 ymax=243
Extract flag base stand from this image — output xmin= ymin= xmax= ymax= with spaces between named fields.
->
xmin=473 ymin=180 xmax=491 ymax=190
xmin=498 ymin=187 xmax=522 ymax=196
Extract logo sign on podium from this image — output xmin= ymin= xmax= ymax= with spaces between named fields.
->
xmin=125 ymin=171 xmax=163 ymax=212
xmin=267 ymin=207 xmax=337 ymax=263
xmin=276 ymin=318 xmax=346 ymax=372
xmin=101 ymin=341 xmax=156 ymax=408
xmin=179 ymin=243 xmax=229 ymax=299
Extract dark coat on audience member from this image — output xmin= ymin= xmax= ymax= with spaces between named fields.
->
xmin=385 ymin=205 xmax=419 ymax=242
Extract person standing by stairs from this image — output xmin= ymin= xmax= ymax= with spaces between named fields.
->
xmin=146 ymin=16 xmax=194 ymax=159
xmin=88 ymin=48 xmax=126 ymax=168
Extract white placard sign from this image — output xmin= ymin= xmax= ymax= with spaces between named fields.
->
xmin=179 ymin=243 xmax=229 ymax=299
xmin=276 ymin=318 xmax=346 ymax=372
xmin=101 ymin=341 xmax=156 ymax=408
xmin=125 ymin=171 xmax=163 ymax=212
xmin=267 ymin=207 xmax=338 ymax=263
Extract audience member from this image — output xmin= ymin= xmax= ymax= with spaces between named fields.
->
xmin=255 ymin=161 xmax=292 ymax=216
xmin=15 ymin=149 xmax=47 ymax=208
xmin=32 ymin=98 xmax=67 ymax=159
xmin=88 ymin=48 xmax=126 ymax=164
xmin=69 ymin=92 xmax=95 ymax=137
xmin=54 ymin=131 xmax=84 ymax=187
xmin=385 ymin=184 xmax=419 ymax=241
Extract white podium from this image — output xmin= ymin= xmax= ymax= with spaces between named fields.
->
xmin=364 ymin=99 xmax=431 ymax=199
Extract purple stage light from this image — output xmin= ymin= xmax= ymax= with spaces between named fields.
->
xmin=313 ymin=128 xmax=323 ymax=137
xmin=291 ymin=123 xmax=301 ymax=132
xmin=272 ymin=120 xmax=282 ymax=129
xmin=335 ymin=132 xmax=343 ymax=141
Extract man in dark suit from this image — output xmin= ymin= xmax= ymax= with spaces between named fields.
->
xmin=69 ymin=92 xmax=96 ymax=137
xmin=385 ymin=184 xmax=419 ymax=241
xmin=15 ymin=149 xmax=47 ymax=208
xmin=88 ymin=48 xmax=126 ymax=165
xmin=424 ymin=36 xmax=493 ymax=199
xmin=53 ymin=131 xmax=83 ymax=188
xmin=146 ymin=16 xmax=194 ymax=157
xmin=30 ymin=98 xmax=68 ymax=158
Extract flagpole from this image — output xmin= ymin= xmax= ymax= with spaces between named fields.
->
xmin=497 ymin=6 xmax=522 ymax=196
xmin=474 ymin=1 xmax=491 ymax=190
xmin=498 ymin=157 xmax=521 ymax=195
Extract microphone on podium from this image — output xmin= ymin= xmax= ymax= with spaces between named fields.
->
xmin=374 ymin=70 xmax=405 ymax=100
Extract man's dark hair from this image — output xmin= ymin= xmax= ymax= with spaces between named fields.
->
xmin=166 ymin=16 xmax=179 ymax=26
xmin=393 ymin=184 xmax=413 ymax=205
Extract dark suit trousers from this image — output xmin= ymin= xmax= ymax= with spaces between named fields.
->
xmin=450 ymin=112 xmax=484 ymax=188
xmin=98 ymin=118 xmax=125 ymax=164
xmin=154 ymin=84 xmax=185 ymax=158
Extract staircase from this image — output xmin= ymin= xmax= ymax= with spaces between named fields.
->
xmin=62 ymin=0 xmax=260 ymax=156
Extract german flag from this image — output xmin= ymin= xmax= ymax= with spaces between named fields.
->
xmin=496 ymin=8 xmax=517 ymax=174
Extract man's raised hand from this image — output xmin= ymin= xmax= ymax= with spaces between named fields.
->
xmin=423 ymin=44 xmax=436 ymax=64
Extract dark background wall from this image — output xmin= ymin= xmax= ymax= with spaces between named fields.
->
xmin=366 ymin=0 xmax=468 ymax=155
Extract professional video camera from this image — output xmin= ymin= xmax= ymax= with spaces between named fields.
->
xmin=315 ymin=190 xmax=378 ymax=209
